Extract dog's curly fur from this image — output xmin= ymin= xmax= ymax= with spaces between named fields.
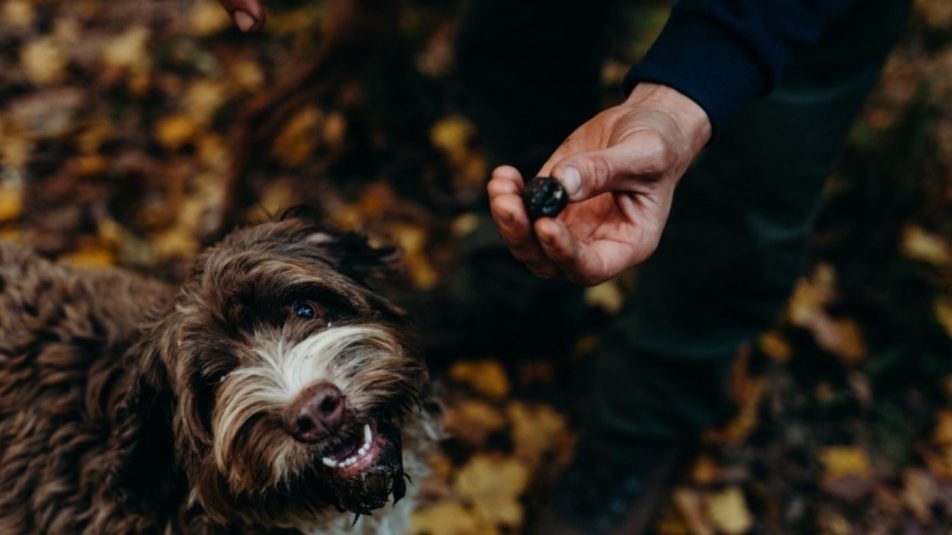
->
xmin=0 ymin=214 xmax=436 ymax=534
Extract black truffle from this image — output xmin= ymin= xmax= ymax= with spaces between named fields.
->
xmin=523 ymin=176 xmax=568 ymax=220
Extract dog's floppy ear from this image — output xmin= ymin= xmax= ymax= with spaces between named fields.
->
xmin=108 ymin=341 xmax=183 ymax=514
xmin=279 ymin=205 xmax=403 ymax=283
xmin=308 ymin=230 xmax=402 ymax=283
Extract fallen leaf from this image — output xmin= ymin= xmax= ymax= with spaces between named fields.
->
xmin=933 ymin=409 xmax=952 ymax=446
xmin=672 ymin=488 xmax=714 ymax=535
xmin=757 ymin=331 xmax=792 ymax=362
xmin=448 ymin=360 xmax=510 ymax=400
xmin=100 ymin=26 xmax=150 ymax=72
xmin=810 ymin=316 xmax=867 ymax=364
xmin=410 ymin=500 xmax=496 ymax=535
xmin=787 ymin=263 xmax=836 ymax=326
xmin=272 ymin=106 xmax=323 ymax=166
xmin=820 ymin=447 xmax=871 ymax=479
xmin=691 ymin=454 xmax=722 ymax=486
xmin=154 ymin=114 xmax=198 ymax=151
xmin=0 ymin=173 xmax=23 ymax=223
xmin=705 ymin=487 xmax=753 ymax=535
xmin=935 ymin=299 xmax=952 ymax=339
xmin=189 ymin=1 xmax=231 ymax=35
xmin=584 ymin=279 xmax=625 ymax=314
xmin=507 ymin=401 xmax=571 ymax=467
xmin=443 ymin=400 xmax=506 ymax=447
xmin=430 ymin=115 xmax=474 ymax=165
xmin=902 ymin=468 xmax=937 ymax=523
xmin=900 ymin=224 xmax=951 ymax=265
xmin=3 ymin=0 xmax=34 ymax=30
xmin=21 ymin=37 xmax=68 ymax=85
xmin=454 ymin=455 xmax=528 ymax=528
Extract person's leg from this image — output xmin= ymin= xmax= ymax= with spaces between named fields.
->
xmin=589 ymin=0 xmax=912 ymax=451
xmin=543 ymin=0 xmax=912 ymax=532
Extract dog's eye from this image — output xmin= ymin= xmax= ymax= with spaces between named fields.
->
xmin=294 ymin=302 xmax=318 ymax=320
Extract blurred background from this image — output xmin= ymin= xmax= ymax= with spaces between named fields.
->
xmin=1 ymin=0 xmax=952 ymax=533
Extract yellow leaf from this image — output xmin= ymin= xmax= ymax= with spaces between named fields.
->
xmin=451 ymin=213 xmax=480 ymax=238
xmin=705 ymin=487 xmax=753 ymax=535
xmin=454 ymin=455 xmax=528 ymax=528
xmin=902 ymin=469 xmax=936 ymax=523
xmin=0 ymin=176 xmax=23 ymax=223
xmin=448 ymin=360 xmax=510 ymax=400
xmin=185 ymin=81 xmax=228 ymax=125
xmin=410 ymin=500 xmax=496 ymax=535
xmin=322 ymin=111 xmax=347 ymax=151
xmin=900 ymin=224 xmax=951 ymax=265
xmin=810 ymin=316 xmax=867 ymax=364
xmin=228 ymin=58 xmax=265 ymax=91
xmin=443 ymin=400 xmax=506 ymax=447
xmin=757 ymin=331 xmax=792 ymax=362
xmin=933 ymin=410 xmax=952 ymax=446
xmin=188 ymin=1 xmax=231 ymax=36
xmin=430 ymin=115 xmax=475 ymax=165
xmin=506 ymin=401 xmax=571 ymax=467
xmin=819 ymin=447 xmax=870 ymax=479
xmin=154 ymin=114 xmax=198 ymax=151
xmin=691 ymin=454 xmax=721 ymax=486
xmin=935 ymin=299 xmax=952 ymax=339
xmin=672 ymin=488 xmax=714 ymax=535
xmin=3 ymin=0 xmax=35 ymax=29
xmin=101 ymin=26 xmax=150 ymax=72
xmin=787 ymin=263 xmax=836 ymax=326
xmin=584 ymin=280 xmax=625 ymax=314
xmin=64 ymin=244 xmax=115 ymax=268
xmin=271 ymin=106 xmax=323 ymax=166
xmin=21 ymin=37 xmax=67 ymax=85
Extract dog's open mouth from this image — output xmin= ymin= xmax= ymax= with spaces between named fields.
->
xmin=319 ymin=422 xmax=381 ymax=478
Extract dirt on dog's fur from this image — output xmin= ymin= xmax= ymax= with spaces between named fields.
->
xmin=0 ymin=214 xmax=437 ymax=534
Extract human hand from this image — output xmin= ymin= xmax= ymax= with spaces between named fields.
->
xmin=218 ymin=0 xmax=266 ymax=32
xmin=487 ymin=83 xmax=712 ymax=285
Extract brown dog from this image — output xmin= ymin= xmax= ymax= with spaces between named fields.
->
xmin=0 ymin=213 xmax=436 ymax=534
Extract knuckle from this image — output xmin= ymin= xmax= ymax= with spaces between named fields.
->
xmin=585 ymin=154 xmax=613 ymax=183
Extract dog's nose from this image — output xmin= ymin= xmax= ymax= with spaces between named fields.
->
xmin=283 ymin=382 xmax=345 ymax=443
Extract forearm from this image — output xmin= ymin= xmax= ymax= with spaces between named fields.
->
xmin=625 ymin=0 xmax=854 ymax=137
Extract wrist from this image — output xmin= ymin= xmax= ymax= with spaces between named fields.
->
xmin=624 ymin=82 xmax=712 ymax=151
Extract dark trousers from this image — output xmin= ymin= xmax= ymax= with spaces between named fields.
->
xmin=456 ymin=0 xmax=911 ymax=450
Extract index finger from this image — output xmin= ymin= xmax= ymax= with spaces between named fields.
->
xmin=219 ymin=0 xmax=266 ymax=32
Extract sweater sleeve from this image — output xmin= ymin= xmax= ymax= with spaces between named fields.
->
xmin=623 ymin=0 xmax=854 ymax=138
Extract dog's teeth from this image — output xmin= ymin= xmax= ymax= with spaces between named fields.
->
xmin=322 ymin=457 xmax=339 ymax=468
xmin=362 ymin=424 xmax=372 ymax=447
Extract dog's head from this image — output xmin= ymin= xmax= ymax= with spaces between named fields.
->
xmin=115 ymin=211 xmax=428 ymax=528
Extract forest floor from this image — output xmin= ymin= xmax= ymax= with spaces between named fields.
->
xmin=2 ymin=0 xmax=952 ymax=533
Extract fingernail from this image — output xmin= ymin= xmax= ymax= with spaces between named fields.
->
xmin=233 ymin=10 xmax=257 ymax=32
xmin=560 ymin=167 xmax=581 ymax=197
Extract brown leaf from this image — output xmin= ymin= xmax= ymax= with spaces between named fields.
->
xmin=448 ymin=360 xmax=510 ymax=400
xmin=672 ymin=488 xmax=714 ymax=535
xmin=902 ymin=469 xmax=937 ymax=523
xmin=443 ymin=400 xmax=506 ymax=447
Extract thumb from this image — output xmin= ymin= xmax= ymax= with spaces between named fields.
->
xmin=552 ymin=136 xmax=669 ymax=201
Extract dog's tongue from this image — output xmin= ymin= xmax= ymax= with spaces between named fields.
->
xmin=324 ymin=434 xmax=361 ymax=462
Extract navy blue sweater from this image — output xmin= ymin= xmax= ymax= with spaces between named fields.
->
xmin=623 ymin=0 xmax=853 ymax=138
